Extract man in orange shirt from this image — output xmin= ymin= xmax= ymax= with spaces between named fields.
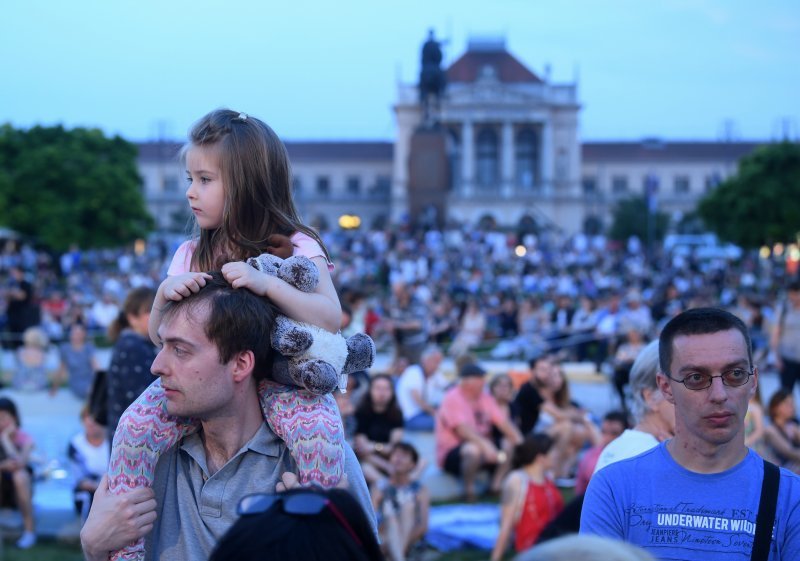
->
xmin=435 ymin=363 xmax=522 ymax=501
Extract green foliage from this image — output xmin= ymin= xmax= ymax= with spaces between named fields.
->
xmin=608 ymin=196 xmax=669 ymax=243
xmin=0 ymin=124 xmax=153 ymax=252
xmin=698 ymin=142 xmax=800 ymax=249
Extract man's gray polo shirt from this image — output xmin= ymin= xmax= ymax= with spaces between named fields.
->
xmin=144 ymin=423 xmax=373 ymax=561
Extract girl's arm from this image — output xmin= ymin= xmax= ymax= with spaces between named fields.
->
xmin=491 ymin=473 xmax=523 ymax=561
xmin=148 ymin=273 xmax=212 ymax=344
xmin=222 ymin=256 xmax=342 ymax=333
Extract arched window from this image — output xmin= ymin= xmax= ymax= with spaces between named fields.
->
xmin=515 ymin=128 xmax=539 ymax=190
xmin=447 ymin=128 xmax=461 ymax=192
xmin=476 ymin=128 xmax=498 ymax=188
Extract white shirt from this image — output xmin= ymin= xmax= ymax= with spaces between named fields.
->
xmin=593 ymin=429 xmax=659 ymax=474
xmin=396 ymin=364 xmax=426 ymax=420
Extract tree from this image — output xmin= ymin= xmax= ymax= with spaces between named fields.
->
xmin=0 ymin=124 xmax=153 ymax=252
xmin=698 ymin=142 xmax=800 ymax=249
xmin=608 ymin=196 xmax=669 ymax=244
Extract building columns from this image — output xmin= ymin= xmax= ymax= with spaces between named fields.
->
xmin=501 ymin=121 xmax=514 ymax=197
xmin=461 ymin=121 xmax=475 ymax=196
xmin=540 ymin=121 xmax=553 ymax=196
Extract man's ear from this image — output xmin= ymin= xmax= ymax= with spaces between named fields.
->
xmin=231 ymin=350 xmax=256 ymax=383
xmin=749 ymin=366 xmax=759 ymax=399
xmin=656 ymin=372 xmax=675 ymax=405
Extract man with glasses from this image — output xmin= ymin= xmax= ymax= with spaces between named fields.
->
xmin=79 ymin=274 xmax=372 ymax=561
xmin=581 ymin=307 xmax=800 ymax=560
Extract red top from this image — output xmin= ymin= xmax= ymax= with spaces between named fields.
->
xmin=515 ymin=478 xmax=564 ymax=551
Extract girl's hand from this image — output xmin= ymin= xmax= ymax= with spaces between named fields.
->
xmin=161 ymin=273 xmax=211 ymax=302
xmin=221 ymin=261 xmax=271 ymax=296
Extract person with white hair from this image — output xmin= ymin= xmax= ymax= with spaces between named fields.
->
xmin=592 ymin=340 xmax=674 ymax=474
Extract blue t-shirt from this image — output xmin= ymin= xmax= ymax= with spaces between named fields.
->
xmin=580 ymin=442 xmax=800 ymax=560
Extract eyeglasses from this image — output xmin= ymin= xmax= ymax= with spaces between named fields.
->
xmin=237 ymin=492 xmax=363 ymax=547
xmin=667 ymin=368 xmax=753 ymax=391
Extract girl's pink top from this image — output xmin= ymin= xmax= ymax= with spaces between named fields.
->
xmin=167 ymin=232 xmax=333 ymax=275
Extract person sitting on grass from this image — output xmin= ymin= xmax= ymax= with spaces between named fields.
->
xmin=372 ymin=442 xmax=430 ymax=561
xmin=0 ymin=397 xmax=37 ymax=549
xmin=491 ymin=434 xmax=564 ymax=561
xmin=435 ymin=362 xmax=523 ymax=502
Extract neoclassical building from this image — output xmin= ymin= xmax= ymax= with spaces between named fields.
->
xmin=136 ymin=38 xmax=762 ymax=235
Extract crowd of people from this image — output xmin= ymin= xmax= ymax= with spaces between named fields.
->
xmin=0 ymin=107 xmax=799 ymax=560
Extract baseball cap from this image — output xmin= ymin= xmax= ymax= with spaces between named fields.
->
xmin=460 ymin=363 xmax=487 ymax=378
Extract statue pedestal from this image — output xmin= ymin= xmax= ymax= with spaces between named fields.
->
xmin=407 ymin=127 xmax=449 ymax=230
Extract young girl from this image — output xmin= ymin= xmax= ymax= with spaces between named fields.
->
xmin=108 ymin=109 xmax=350 ymax=560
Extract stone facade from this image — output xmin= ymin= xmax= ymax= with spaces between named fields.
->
xmin=135 ymin=39 xmax=763 ymax=235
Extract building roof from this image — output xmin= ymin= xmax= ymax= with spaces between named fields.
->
xmin=136 ymin=141 xmax=393 ymax=163
xmin=137 ymin=142 xmax=183 ymax=162
xmin=582 ymin=140 xmax=764 ymax=163
xmin=447 ymin=39 xmax=542 ymax=84
xmin=285 ymin=141 xmax=393 ymax=162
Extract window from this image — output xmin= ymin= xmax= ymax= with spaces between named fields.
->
xmin=582 ymin=176 xmax=597 ymax=196
xmin=515 ymin=128 xmax=539 ymax=189
xmin=476 ymin=128 xmax=498 ymax=188
xmin=705 ymin=173 xmax=721 ymax=193
xmin=346 ymin=176 xmax=361 ymax=196
xmin=316 ymin=176 xmax=330 ymax=197
xmin=611 ymin=176 xmax=629 ymax=194
xmin=370 ymin=175 xmax=391 ymax=197
xmin=674 ymin=176 xmax=690 ymax=195
xmin=642 ymin=175 xmax=659 ymax=194
xmin=163 ymin=175 xmax=179 ymax=193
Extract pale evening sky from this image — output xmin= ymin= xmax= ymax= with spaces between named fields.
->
xmin=2 ymin=0 xmax=798 ymax=143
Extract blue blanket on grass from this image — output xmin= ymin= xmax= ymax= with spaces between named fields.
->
xmin=425 ymin=503 xmax=500 ymax=551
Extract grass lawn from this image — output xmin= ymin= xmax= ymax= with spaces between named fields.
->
xmin=0 ymin=539 xmax=83 ymax=561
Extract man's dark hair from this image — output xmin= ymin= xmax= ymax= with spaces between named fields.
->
xmin=658 ymin=307 xmax=752 ymax=376
xmin=160 ymin=272 xmax=277 ymax=382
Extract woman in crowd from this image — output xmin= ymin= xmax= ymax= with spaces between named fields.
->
xmin=764 ymin=388 xmax=800 ymax=472
xmin=105 ymin=287 xmax=157 ymax=439
xmin=354 ymin=374 xmax=405 ymax=486
xmin=535 ymin=364 xmax=599 ymax=481
xmin=489 ymin=373 xmax=521 ymax=443
xmin=491 ymin=434 xmax=564 ymax=561
xmin=448 ymin=298 xmax=487 ymax=357
xmin=11 ymin=326 xmax=55 ymax=392
xmin=55 ymin=321 xmax=99 ymax=399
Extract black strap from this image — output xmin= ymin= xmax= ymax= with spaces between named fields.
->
xmin=751 ymin=459 xmax=780 ymax=561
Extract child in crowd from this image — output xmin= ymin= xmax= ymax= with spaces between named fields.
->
xmin=68 ymin=405 xmax=110 ymax=521
xmin=0 ymin=397 xmax=37 ymax=549
xmin=107 ymin=109 xmax=361 ymax=560
xmin=372 ymin=442 xmax=430 ymax=561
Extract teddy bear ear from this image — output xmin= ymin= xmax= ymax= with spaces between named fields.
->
xmin=265 ymin=234 xmax=294 ymax=260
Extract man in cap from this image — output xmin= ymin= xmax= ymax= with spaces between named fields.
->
xmin=435 ymin=362 xmax=522 ymax=501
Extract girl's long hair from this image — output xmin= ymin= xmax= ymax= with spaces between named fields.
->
xmin=183 ymin=109 xmax=329 ymax=271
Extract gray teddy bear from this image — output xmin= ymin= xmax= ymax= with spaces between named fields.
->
xmin=247 ymin=252 xmax=375 ymax=394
